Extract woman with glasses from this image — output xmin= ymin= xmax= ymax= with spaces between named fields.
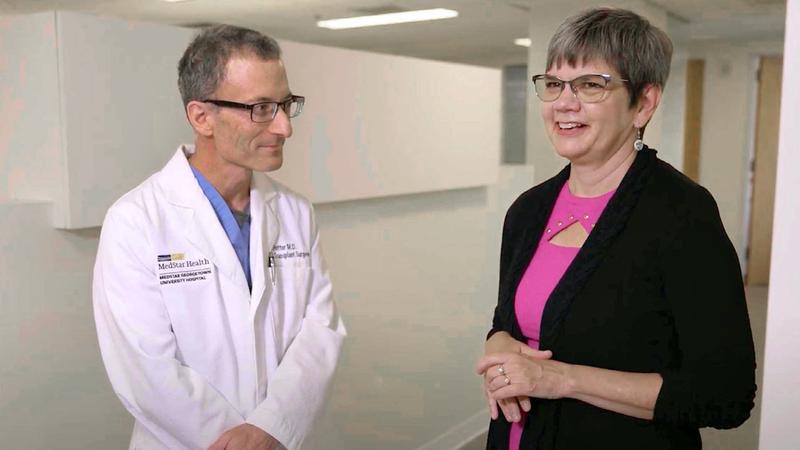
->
xmin=476 ymin=8 xmax=756 ymax=450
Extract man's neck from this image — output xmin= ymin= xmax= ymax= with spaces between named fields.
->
xmin=568 ymin=146 xmax=637 ymax=197
xmin=189 ymin=144 xmax=251 ymax=212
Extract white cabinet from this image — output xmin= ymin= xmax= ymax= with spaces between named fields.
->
xmin=275 ymin=40 xmax=501 ymax=204
xmin=0 ymin=11 xmax=194 ymax=228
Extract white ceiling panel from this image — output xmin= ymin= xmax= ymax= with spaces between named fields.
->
xmin=0 ymin=0 xmax=787 ymax=66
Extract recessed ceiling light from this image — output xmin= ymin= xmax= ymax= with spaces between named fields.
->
xmin=162 ymin=0 xmax=194 ymax=3
xmin=514 ymin=38 xmax=532 ymax=47
xmin=317 ymin=8 xmax=458 ymax=30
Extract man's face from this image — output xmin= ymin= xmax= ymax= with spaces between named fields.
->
xmin=208 ymin=54 xmax=293 ymax=172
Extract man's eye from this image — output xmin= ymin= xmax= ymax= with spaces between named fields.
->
xmin=253 ymin=103 xmax=273 ymax=114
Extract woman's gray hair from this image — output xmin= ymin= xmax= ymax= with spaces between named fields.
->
xmin=546 ymin=7 xmax=673 ymax=107
xmin=178 ymin=24 xmax=282 ymax=106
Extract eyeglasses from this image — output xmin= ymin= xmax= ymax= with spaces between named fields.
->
xmin=531 ymin=74 xmax=628 ymax=103
xmin=202 ymin=95 xmax=305 ymax=122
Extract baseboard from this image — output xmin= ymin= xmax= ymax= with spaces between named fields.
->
xmin=416 ymin=410 xmax=489 ymax=450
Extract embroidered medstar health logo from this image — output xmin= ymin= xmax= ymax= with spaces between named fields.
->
xmin=157 ymin=253 xmax=185 ymax=262
xmin=156 ymin=253 xmax=212 ymax=286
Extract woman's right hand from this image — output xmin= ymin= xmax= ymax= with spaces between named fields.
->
xmin=482 ymin=332 xmax=552 ymax=422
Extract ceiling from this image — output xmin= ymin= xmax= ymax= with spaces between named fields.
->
xmin=0 ymin=0 xmax=787 ymax=67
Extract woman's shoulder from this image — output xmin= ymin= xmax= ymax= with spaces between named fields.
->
xmin=505 ymin=168 xmax=568 ymax=221
xmin=646 ymin=156 xmax=720 ymax=217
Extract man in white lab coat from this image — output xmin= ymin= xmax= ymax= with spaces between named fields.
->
xmin=93 ymin=25 xmax=346 ymax=450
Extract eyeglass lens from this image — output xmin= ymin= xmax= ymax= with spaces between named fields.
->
xmin=534 ymin=75 xmax=609 ymax=103
xmin=251 ymin=98 xmax=304 ymax=122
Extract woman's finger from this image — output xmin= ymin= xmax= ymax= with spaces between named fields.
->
xmin=518 ymin=396 xmax=531 ymax=412
xmin=519 ymin=347 xmax=553 ymax=360
xmin=491 ymin=381 xmax=535 ymax=401
xmin=484 ymin=364 xmax=505 ymax=382
xmin=483 ymin=365 xmax=502 ymax=389
xmin=476 ymin=353 xmax=516 ymax=374
xmin=486 ymin=395 xmax=499 ymax=420
xmin=484 ymin=363 xmax=514 ymax=391
xmin=487 ymin=372 xmax=512 ymax=392
xmin=498 ymin=397 xmax=521 ymax=423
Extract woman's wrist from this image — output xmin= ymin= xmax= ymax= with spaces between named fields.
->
xmin=561 ymin=362 xmax=581 ymax=399
xmin=485 ymin=331 xmax=513 ymax=353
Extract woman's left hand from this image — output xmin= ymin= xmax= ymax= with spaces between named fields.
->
xmin=476 ymin=352 xmax=574 ymax=401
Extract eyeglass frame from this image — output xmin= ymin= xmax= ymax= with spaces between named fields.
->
xmin=201 ymin=95 xmax=305 ymax=122
xmin=531 ymin=73 xmax=629 ymax=103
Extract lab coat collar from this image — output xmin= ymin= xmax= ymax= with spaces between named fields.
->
xmin=156 ymin=145 xmax=281 ymax=301
xmin=159 ymin=145 xmax=279 ymax=207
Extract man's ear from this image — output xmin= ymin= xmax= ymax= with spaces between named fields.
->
xmin=633 ymin=84 xmax=663 ymax=129
xmin=186 ymin=101 xmax=214 ymax=137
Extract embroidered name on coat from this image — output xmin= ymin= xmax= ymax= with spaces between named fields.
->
xmin=271 ymin=242 xmax=310 ymax=262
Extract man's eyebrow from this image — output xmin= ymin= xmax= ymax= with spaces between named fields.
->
xmin=249 ymin=93 xmax=294 ymax=103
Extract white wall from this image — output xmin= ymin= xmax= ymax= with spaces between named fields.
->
xmin=759 ymin=0 xmax=800 ymax=448
xmin=308 ymin=166 xmax=534 ymax=449
xmin=0 ymin=202 xmax=131 ymax=447
xmin=276 ymin=40 xmax=501 ymax=204
xmin=0 ymin=12 xmax=65 ymax=212
xmin=658 ymin=44 xmax=687 ymax=170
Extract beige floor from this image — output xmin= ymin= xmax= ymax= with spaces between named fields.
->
xmin=461 ymin=286 xmax=768 ymax=450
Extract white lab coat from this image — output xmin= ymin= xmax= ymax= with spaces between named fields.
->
xmin=93 ymin=146 xmax=345 ymax=450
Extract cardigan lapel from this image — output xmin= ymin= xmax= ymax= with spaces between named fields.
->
xmin=539 ymin=148 xmax=657 ymax=349
xmin=501 ymin=167 xmax=569 ymax=341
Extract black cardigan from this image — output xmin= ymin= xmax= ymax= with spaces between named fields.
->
xmin=487 ymin=148 xmax=756 ymax=450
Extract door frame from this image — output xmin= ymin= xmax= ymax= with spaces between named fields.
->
xmin=741 ymin=53 xmax=783 ymax=282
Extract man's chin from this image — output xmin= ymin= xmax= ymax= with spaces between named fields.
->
xmin=254 ymin=158 xmax=283 ymax=173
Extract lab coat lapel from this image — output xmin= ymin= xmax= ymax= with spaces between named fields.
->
xmin=157 ymin=146 xmax=250 ymax=297
xmin=249 ymin=172 xmax=280 ymax=315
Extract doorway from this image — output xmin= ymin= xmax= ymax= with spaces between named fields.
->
xmin=745 ymin=56 xmax=783 ymax=286
xmin=682 ymin=59 xmax=705 ymax=183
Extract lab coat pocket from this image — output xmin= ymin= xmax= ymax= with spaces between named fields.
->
xmin=268 ymin=265 xmax=312 ymax=356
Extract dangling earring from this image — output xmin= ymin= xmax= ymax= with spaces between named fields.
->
xmin=634 ymin=128 xmax=644 ymax=151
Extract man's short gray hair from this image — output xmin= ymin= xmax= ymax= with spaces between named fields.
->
xmin=178 ymin=24 xmax=282 ymax=107
xmin=546 ymin=7 xmax=673 ymax=107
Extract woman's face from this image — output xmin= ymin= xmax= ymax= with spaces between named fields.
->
xmin=540 ymin=59 xmax=639 ymax=165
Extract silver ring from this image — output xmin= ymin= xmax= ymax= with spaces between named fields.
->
xmin=498 ymin=365 xmax=506 ymax=376
xmin=504 ymin=376 xmax=510 ymax=385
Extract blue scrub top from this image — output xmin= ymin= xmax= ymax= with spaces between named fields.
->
xmin=190 ymin=166 xmax=252 ymax=291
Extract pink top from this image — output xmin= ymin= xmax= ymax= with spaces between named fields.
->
xmin=509 ymin=182 xmax=616 ymax=450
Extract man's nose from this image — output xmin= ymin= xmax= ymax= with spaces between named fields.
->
xmin=268 ymin=108 xmax=293 ymax=138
